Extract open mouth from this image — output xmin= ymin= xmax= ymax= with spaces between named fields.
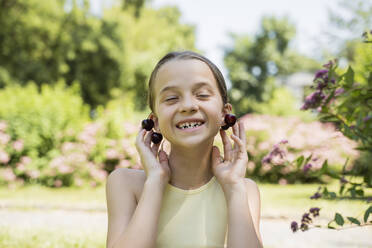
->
xmin=176 ymin=121 xmax=205 ymax=130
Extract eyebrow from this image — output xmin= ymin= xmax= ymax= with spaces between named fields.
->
xmin=159 ymin=82 xmax=212 ymax=95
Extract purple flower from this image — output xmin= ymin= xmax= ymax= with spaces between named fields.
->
xmin=261 ymin=154 xmax=272 ymax=164
xmin=334 ymin=88 xmax=345 ymax=97
xmin=300 ymin=223 xmax=309 ymax=231
xmin=301 ymin=90 xmax=326 ymax=110
xmin=291 ymin=221 xmax=298 ymax=232
xmin=310 ymin=192 xmax=322 ymax=199
xmin=309 ymin=207 xmax=320 ymax=217
xmin=363 ymin=116 xmax=371 ymax=122
xmin=302 ymin=213 xmax=312 ymax=223
xmin=303 ymin=163 xmax=312 ymax=173
xmin=340 ymin=176 xmax=348 ymax=184
xmin=314 ymin=69 xmax=328 ymax=79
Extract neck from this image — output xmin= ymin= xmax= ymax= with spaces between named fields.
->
xmin=167 ymin=139 xmax=215 ymax=190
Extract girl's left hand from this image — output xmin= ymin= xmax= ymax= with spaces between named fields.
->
xmin=212 ymin=120 xmax=249 ymax=189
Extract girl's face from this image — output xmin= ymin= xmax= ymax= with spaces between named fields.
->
xmin=151 ymin=59 xmax=231 ymax=148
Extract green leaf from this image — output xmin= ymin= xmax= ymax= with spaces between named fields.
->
xmin=320 ymin=160 xmax=328 ymax=174
xmin=339 ymin=185 xmax=345 ymax=195
xmin=364 ymin=206 xmax=372 ymax=223
xmin=335 ymin=213 xmax=344 ymax=226
xmin=355 ymin=190 xmax=364 ymax=197
xmin=295 ymin=155 xmax=304 ymax=169
xmin=329 ymin=192 xmax=337 ymax=199
xmin=347 ymin=217 xmax=361 ymax=225
xmin=344 ymin=66 xmax=354 ymax=88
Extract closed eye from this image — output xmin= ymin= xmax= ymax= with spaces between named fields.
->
xmin=198 ymin=95 xmax=210 ymax=98
xmin=165 ymin=97 xmax=178 ymax=101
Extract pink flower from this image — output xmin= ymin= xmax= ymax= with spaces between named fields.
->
xmin=0 ymin=121 xmax=7 ymax=132
xmin=54 ymin=179 xmax=63 ymax=187
xmin=61 ymin=142 xmax=77 ymax=153
xmin=106 ymin=149 xmax=120 ymax=160
xmin=119 ymin=159 xmax=131 ymax=168
xmin=12 ymin=140 xmax=24 ymax=152
xmin=27 ymin=170 xmax=40 ymax=179
xmin=20 ymin=156 xmax=32 ymax=165
xmin=0 ymin=133 xmax=10 ymax=145
xmin=0 ymin=150 xmax=10 ymax=164
xmin=16 ymin=163 xmax=26 ymax=172
xmin=278 ymin=178 xmax=288 ymax=185
xmin=57 ymin=164 xmax=74 ymax=174
xmin=2 ymin=168 xmax=16 ymax=181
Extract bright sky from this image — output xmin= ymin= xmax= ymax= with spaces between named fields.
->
xmin=91 ymin=0 xmax=339 ymax=80
xmin=149 ymin=0 xmax=339 ymax=77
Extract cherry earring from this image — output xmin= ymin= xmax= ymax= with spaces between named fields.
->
xmin=142 ymin=119 xmax=154 ymax=131
xmin=141 ymin=118 xmax=163 ymax=144
xmin=151 ymin=132 xmax=163 ymax=144
xmin=221 ymin=114 xmax=237 ymax=130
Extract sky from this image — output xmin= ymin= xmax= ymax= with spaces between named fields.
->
xmin=148 ymin=0 xmax=339 ymax=77
xmin=90 ymin=0 xmax=340 ymax=89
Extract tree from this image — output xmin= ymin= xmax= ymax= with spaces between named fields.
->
xmin=0 ymin=0 xmax=196 ymax=109
xmin=224 ymin=16 xmax=319 ymax=116
xmin=324 ymin=0 xmax=372 ymax=62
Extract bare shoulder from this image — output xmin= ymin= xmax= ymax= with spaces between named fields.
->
xmin=107 ymin=168 xmax=146 ymax=202
xmin=105 ymin=167 xmax=146 ymax=248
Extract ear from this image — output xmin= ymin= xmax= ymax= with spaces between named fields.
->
xmin=221 ymin=103 xmax=233 ymax=124
xmin=148 ymin=113 xmax=160 ymax=132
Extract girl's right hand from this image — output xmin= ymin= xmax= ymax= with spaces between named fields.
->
xmin=135 ymin=127 xmax=171 ymax=184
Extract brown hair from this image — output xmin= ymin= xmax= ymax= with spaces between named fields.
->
xmin=147 ymin=50 xmax=228 ymax=114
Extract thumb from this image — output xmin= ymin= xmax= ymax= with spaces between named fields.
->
xmin=158 ymin=150 xmax=169 ymax=165
xmin=211 ymin=146 xmax=221 ymax=169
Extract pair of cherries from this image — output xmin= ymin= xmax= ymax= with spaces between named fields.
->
xmin=141 ymin=119 xmax=163 ymax=144
xmin=141 ymin=114 xmax=237 ymax=144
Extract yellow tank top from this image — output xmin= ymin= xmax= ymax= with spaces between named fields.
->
xmin=156 ymin=176 xmax=228 ymax=248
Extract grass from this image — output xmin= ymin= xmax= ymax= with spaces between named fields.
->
xmin=0 ymin=179 xmax=370 ymax=247
xmin=0 ymin=226 xmax=106 ymax=248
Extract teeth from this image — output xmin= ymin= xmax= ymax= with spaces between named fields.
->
xmin=178 ymin=122 xmax=202 ymax=129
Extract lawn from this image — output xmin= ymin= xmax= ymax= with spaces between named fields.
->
xmin=0 ymin=179 xmax=370 ymax=247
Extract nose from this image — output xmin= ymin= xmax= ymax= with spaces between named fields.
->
xmin=179 ymin=95 xmax=199 ymax=113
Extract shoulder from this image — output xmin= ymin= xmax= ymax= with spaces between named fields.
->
xmin=106 ymin=167 xmax=146 ymax=201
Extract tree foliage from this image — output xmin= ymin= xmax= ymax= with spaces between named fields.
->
xmin=0 ymin=0 xmax=196 ymax=109
xmin=224 ymin=16 xmax=319 ymax=116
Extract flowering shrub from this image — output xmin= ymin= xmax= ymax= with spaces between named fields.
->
xmin=0 ymin=83 xmax=142 ymax=188
xmin=239 ymin=114 xmax=359 ymax=184
xmin=290 ymin=31 xmax=372 ymax=232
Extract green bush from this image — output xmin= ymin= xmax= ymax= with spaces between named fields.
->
xmin=0 ymin=82 xmax=90 ymax=186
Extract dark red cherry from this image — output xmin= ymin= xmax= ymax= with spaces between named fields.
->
xmin=221 ymin=124 xmax=230 ymax=130
xmin=142 ymin=119 xmax=154 ymax=131
xmin=224 ymin=114 xmax=236 ymax=127
xmin=151 ymin=132 xmax=163 ymax=144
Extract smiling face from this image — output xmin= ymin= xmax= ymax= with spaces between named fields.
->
xmin=150 ymin=59 xmax=231 ymax=148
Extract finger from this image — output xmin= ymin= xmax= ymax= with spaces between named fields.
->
xmin=230 ymin=134 xmax=246 ymax=159
xmin=211 ymin=146 xmax=221 ymax=170
xmin=144 ymin=130 xmax=153 ymax=147
xmin=232 ymin=121 xmax=240 ymax=152
xmin=239 ymin=121 xmax=246 ymax=147
xmin=136 ymin=129 xmax=146 ymax=148
xmin=151 ymin=141 xmax=161 ymax=157
xmin=220 ymin=129 xmax=233 ymax=161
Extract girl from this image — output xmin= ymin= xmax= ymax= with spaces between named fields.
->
xmin=106 ymin=51 xmax=263 ymax=248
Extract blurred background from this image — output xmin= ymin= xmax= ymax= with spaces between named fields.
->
xmin=0 ymin=0 xmax=371 ymax=247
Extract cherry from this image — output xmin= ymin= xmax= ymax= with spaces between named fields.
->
xmin=221 ymin=124 xmax=230 ymax=130
xmin=224 ymin=114 xmax=236 ymax=127
xmin=142 ymin=119 xmax=154 ymax=131
xmin=151 ymin=132 xmax=163 ymax=144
